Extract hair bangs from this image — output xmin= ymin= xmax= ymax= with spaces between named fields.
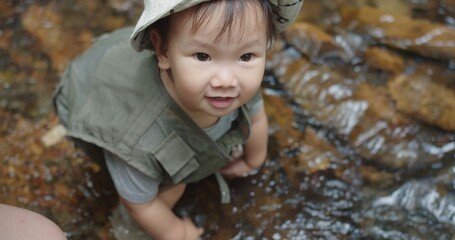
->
xmin=190 ymin=0 xmax=276 ymax=46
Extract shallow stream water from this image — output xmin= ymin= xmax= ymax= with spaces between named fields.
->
xmin=1 ymin=0 xmax=454 ymax=239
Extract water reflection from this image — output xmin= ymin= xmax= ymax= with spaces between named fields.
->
xmin=373 ymin=181 xmax=455 ymax=225
xmin=1 ymin=0 xmax=455 ymax=239
xmin=364 ymin=180 xmax=455 ymax=239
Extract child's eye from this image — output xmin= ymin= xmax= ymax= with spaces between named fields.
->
xmin=195 ymin=53 xmax=211 ymax=61
xmin=240 ymin=53 xmax=253 ymax=62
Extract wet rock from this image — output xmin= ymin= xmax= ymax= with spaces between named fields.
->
xmin=442 ymin=0 xmax=455 ymax=16
xmin=406 ymin=0 xmax=440 ymax=13
xmin=362 ymin=180 xmax=455 ymax=239
xmin=0 ymin=2 xmax=17 ymax=29
xmin=388 ymin=73 xmax=455 ymax=131
xmin=0 ymin=50 xmax=11 ymax=72
xmin=21 ymin=3 xmax=94 ymax=72
xmin=363 ymin=47 xmax=405 ymax=74
xmin=268 ymin=51 xmax=454 ymax=170
xmin=0 ymin=111 xmax=116 ymax=238
xmin=354 ymin=82 xmax=408 ymax=126
xmin=342 ymin=6 xmax=455 ymax=61
xmin=369 ymin=0 xmax=412 ymax=17
xmin=0 ymin=28 xmax=46 ymax=78
xmin=0 ymin=2 xmax=14 ymax=17
xmin=0 ymin=81 xmax=53 ymax=119
xmin=266 ymin=40 xmax=303 ymax=79
xmin=0 ymin=29 xmax=13 ymax=49
xmin=284 ymin=22 xmax=343 ymax=62
xmin=108 ymin=0 xmax=135 ymax=12
xmin=284 ymin=19 xmax=370 ymax=64
xmin=75 ymin=0 xmax=100 ymax=12
xmin=265 ymin=94 xmax=352 ymax=178
xmin=359 ymin=165 xmax=395 ymax=187
xmin=295 ymin=0 xmax=327 ymax=23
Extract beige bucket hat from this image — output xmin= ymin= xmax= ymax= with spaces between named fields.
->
xmin=130 ymin=0 xmax=304 ymax=52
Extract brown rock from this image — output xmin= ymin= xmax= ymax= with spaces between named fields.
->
xmin=266 ymin=41 xmax=304 ymax=79
xmin=343 ymin=6 xmax=455 ymax=61
xmin=360 ymin=165 xmax=394 ymax=187
xmin=272 ymin=55 xmax=453 ymax=170
xmin=354 ymin=82 xmax=409 ymax=126
xmin=388 ymin=74 xmax=455 ymax=131
xmin=264 ymin=94 xmax=346 ymax=177
xmin=21 ymin=4 xmax=93 ymax=72
xmin=442 ymin=0 xmax=455 ymax=13
xmin=364 ymin=47 xmax=405 ymax=74
xmin=372 ymin=0 xmax=412 ymax=16
xmin=284 ymin=22 xmax=342 ymax=60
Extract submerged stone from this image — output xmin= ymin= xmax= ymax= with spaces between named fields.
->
xmin=284 ymin=22 xmax=343 ymax=62
xmin=268 ymin=49 xmax=454 ymax=171
xmin=363 ymin=47 xmax=405 ymax=74
xmin=342 ymin=6 xmax=455 ymax=61
xmin=388 ymin=73 xmax=455 ymax=131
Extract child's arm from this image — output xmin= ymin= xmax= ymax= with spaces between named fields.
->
xmin=220 ymin=104 xmax=268 ymax=178
xmin=120 ymin=184 xmax=203 ymax=240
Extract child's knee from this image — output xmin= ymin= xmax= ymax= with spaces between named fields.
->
xmin=0 ymin=204 xmax=67 ymax=240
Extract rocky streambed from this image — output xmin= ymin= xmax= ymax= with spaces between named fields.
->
xmin=1 ymin=0 xmax=454 ymax=239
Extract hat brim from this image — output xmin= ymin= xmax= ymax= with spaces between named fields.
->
xmin=130 ymin=0 xmax=304 ymax=52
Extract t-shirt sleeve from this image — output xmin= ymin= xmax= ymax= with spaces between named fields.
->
xmin=247 ymin=99 xmax=263 ymax=117
xmin=246 ymin=90 xmax=264 ymax=117
xmin=104 ymin=150 xmax=159 ymax=204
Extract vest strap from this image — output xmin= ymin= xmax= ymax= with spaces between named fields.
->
xmin=215 ymin=172 xmax=231 ymax=204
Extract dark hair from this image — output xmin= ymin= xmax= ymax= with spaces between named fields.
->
xmin=151 ymin=0 xmax=276 ymax=52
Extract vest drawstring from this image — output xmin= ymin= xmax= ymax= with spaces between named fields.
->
xmin=215 ymin=172 xmax=231 ymax=204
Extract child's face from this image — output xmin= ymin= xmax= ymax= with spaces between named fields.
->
xmin=153 ymin=3 xmax=267 ymax=126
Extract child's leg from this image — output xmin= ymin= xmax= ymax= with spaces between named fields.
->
xmin=158 ymin=183 xmax=186 ymax=208
xmin=0 ymin=204 xmax=67 ymax=240
xmin=118 ymin=183 xmax=202 ymax=239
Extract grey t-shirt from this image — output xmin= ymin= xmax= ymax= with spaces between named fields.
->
xmin=105 ymin=101 xmax=261 ymax=204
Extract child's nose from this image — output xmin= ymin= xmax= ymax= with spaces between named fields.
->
xmin=211 ymin=66 xmax=238 ymax=88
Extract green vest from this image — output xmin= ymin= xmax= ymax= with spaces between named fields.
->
xmin=53 ymin=27 xmax=259 ymax=202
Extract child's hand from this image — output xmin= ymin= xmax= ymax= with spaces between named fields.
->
xmin=182 ymin=217 xmax=204 ymax=240
xmin=220 ymin=144 xmax=262 ymax=178
xmin=219 ymin=156 xmax=254 ymax=178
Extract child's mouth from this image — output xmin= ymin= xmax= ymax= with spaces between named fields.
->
xmin=206 ymin=97 xmax=234 ymax=109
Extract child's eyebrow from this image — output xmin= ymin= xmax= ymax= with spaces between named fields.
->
xmin=184 ymin=37 xmax=265 ymax=49
xmin=238 ymin=39 xmax=265 ymax=49
xmin=184 ymin=39 xmax=213 ymax=48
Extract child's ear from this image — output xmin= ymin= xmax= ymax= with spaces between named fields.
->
xmin=149 ymin=29 xmax=170 ymax=70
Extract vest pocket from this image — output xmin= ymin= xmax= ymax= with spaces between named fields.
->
xmin=153 ymin=131 xmax=199 ymax=183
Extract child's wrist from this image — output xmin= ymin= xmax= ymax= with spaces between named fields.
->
xmin=182 ymin=224 xmax=187 ymax=240
xmin=180 ymin=219 xmax=187 ymax=240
